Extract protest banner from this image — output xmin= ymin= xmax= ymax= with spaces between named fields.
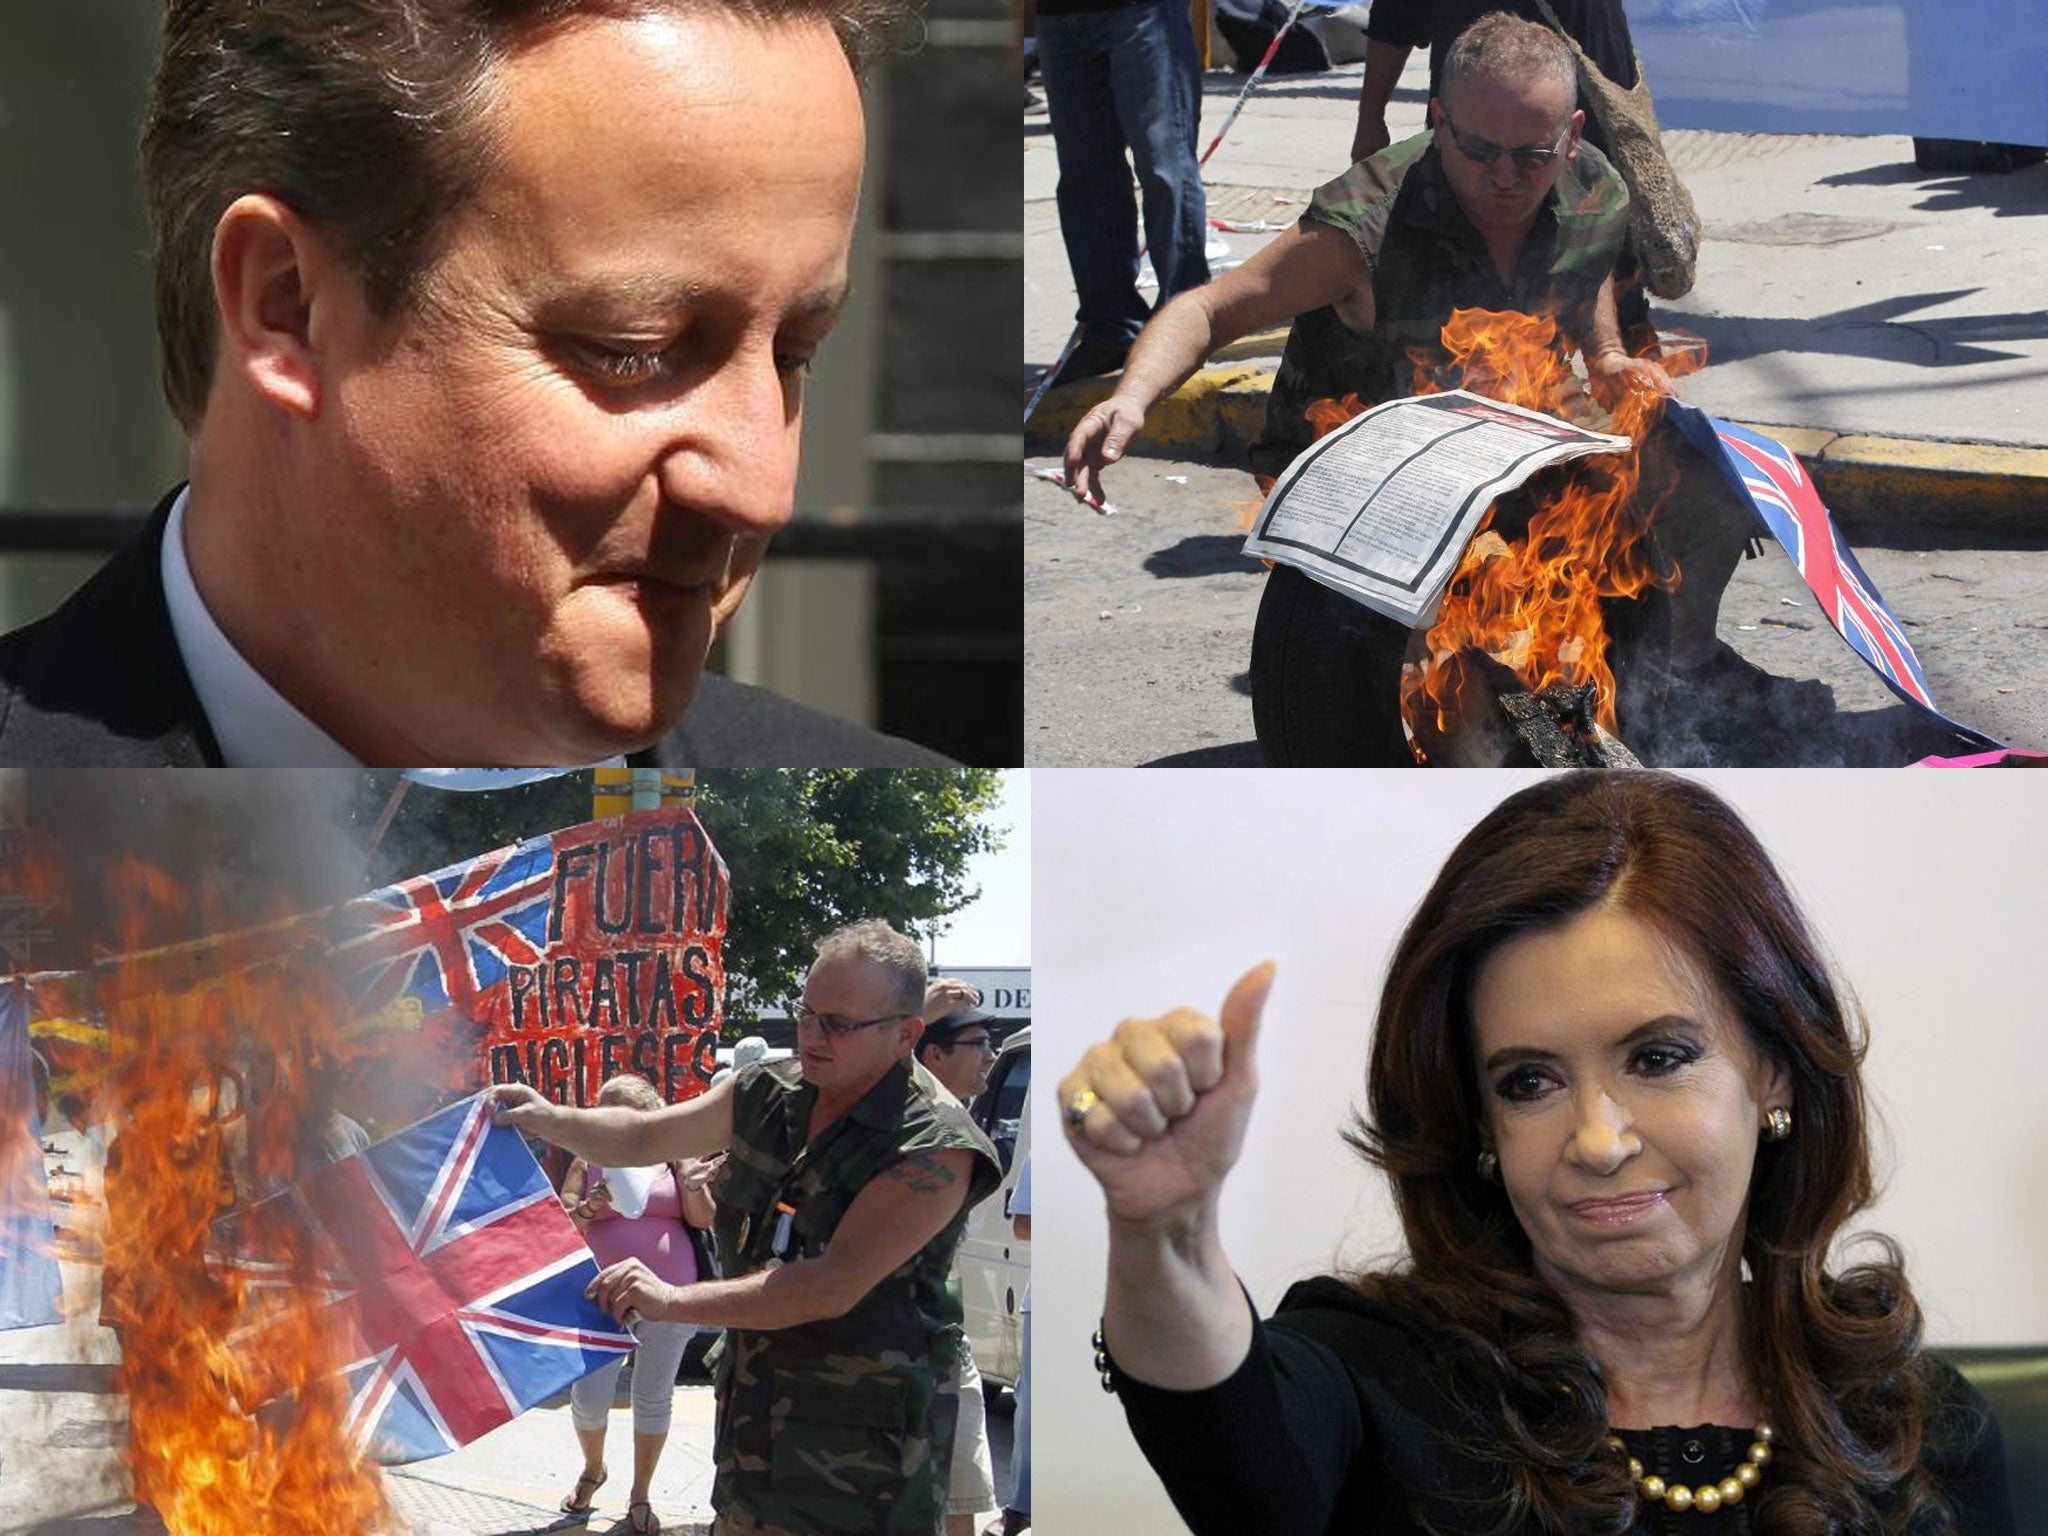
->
xmin=330 ymin=804 xmax=729 ymax=1109
xmin=24 ymin=804 xmax=730 ymax=1129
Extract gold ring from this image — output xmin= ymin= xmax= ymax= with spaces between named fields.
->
xmin=1063 ymin=1087 xmax=1101 ymax=1130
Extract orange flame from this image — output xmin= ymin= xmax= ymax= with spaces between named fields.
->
xmin=1300 ymin=307 xmax=1688 ymax=758
xmin=37 ymin=853 xmax=394 ymax=1536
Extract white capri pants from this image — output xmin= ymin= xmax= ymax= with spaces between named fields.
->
xmin=945 ymin=1338 xmax=997 ymax=1515
xmin=568 ymin=1319 xmax=695 ymax=1437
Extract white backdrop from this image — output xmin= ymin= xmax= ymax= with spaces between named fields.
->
xmin=1031 ymin=769 xmax=2048 ymax=1535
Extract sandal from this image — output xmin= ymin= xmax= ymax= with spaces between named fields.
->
xmin=628 ymin=1500 xmax=660 ymax=1535
xmin=559 ymin=1465 xmax=607 ymax=1515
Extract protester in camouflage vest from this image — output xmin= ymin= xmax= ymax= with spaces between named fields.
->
xmin=1063 ymin=10 xmax=1671 ymax=503
xmin=1062 ymin=12 xmax=1790 ymax=753
xmin=1249 ymin=124 xmax=1629 ymax=483
xmin=492 ymin=919 xmax=1000 ymax=1536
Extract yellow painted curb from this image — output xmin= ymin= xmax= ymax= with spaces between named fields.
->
xmin=1738 ymin=423 xmax=2048 ymax=538
xmin=1210 ymin=326 xmax=1292 ymax=363
xmin=1025 ymin=362 xmax=1272 ymax=453
xmin=1730 ymin=422 xmax=1837 ymax=461
xmin=1029 ymin=369 xmax=2048 ymax=535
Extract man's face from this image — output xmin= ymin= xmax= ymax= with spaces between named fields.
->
xmin=1430 ymin=68 xmax=1581 ymax=241
xmin=795 ymin=955 xmax=918 ymax=1099
xmin=304 ymin=11 xmax=865 ymax=763
xmin=926 ymin=1026 xmax=996 ymax=1102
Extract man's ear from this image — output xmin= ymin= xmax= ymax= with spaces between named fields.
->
xmin=209 ymin=193 xmax=337 ymax=421
xmin=1565 ymin=106 xmax=1586 ymax=159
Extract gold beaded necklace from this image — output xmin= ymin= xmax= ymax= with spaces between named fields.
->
xmin=1606 ymin=1422 xmax=1775 ymax=1515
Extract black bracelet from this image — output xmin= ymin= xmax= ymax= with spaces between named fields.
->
xmin=1092 ymin=1322 xmax=1115 ymax=1393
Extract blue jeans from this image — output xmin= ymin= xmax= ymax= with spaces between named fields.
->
xmin=1039 ymin=0 xmax=1210 ymax=346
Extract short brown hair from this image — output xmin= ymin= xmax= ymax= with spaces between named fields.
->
xmin=812 ymin=918 xmax=926 ymax=1016
xmin=142 ymin=0 xmax=909 ymax=429
xmin=1440 ymin=10 xmax=1577 ymax=108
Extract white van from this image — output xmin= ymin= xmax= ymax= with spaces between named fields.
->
xmin=959 ymin=1025 xmax=1029 ymax=1388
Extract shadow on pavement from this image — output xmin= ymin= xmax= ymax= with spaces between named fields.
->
xmin=1638 ymin=699 xmax=1977 ymax=768
xmin=1815 ymin=163 xmax=2048 ymax=217
xmin=1143 ymin=535 xmax=1266 ymax=579
xmin=1669 ymin=289 xmax=2048 ymax=368
xmin=1144 ymin=741 xmax=1263 ymax=765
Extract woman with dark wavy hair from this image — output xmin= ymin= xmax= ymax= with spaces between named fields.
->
xmin=1058 ymin=772 xmax=2014 ymax=1534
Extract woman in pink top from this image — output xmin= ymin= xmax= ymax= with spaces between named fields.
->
xmin=558 ymin=1073 xmax=719 ymax=1536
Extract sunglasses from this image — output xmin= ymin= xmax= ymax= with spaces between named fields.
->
xmin=793 ymin=1004 xmax=910 ymax=1040
xmin=1438 ymin=108 xmax=1573 ymax=173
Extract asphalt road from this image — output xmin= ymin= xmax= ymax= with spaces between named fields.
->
xmin=1026 ymin=458 xmax=2048 ymax=766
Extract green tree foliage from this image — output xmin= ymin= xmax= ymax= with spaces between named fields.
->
xmin=353 ymin=773 xmax=592 ymax=891
xmin=693 ymin=770 xmax=1005 ymax=1024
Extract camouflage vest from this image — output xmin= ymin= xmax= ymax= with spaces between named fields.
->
xmin=1251 ymin=133 xmax=1631 ymax=481
xmin=709 ymin=1058 xmax=1001 ymax=1536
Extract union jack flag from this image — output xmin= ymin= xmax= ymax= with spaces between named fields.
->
xmin=332 ymin=840 xmax=556 ymax=1026
xmin=219 ymin=1095 xmax=635 ymax=1463
xmin=1667 ymin=401 xmax=1999 ymax=750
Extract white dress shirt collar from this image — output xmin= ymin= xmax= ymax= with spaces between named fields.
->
xmin=159 ymin=486 xmax=360 ymax=767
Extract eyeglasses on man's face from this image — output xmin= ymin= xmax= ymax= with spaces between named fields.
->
xmin=946 ymin=1034 xmax=997 ymax=1055
xmin=1437 ymin=107 xmax=1573 ymax=173
xmin=792 ymin=1003 xmax=910 ymax=1041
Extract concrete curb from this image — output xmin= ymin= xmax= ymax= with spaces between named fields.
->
xmin=1025 ymin=362 xmax=2048 ymax=547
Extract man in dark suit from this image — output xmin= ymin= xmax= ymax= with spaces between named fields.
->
xmin=0 ymin=0 xmax=948 ymax=768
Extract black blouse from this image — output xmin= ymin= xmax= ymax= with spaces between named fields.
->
xmin=1113 ymin=1276 xmax=2016 ymax=1536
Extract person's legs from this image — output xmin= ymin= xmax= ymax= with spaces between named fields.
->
xmin=623 ymin=1321 xmax=694 ymax=1531
xmin=1039 ymin=8 xmax=1150 ymax=348
xmin=1107 ymin=0 xmax=1210 ymax=306
xmin=944 ymin=1342 xmax=997 ymax=1535
xmin=565 ymin=1354 xmax=625 ymax=1511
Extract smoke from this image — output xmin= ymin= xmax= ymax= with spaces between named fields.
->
xmin=6 ymin=771 xmax=377 ymax=965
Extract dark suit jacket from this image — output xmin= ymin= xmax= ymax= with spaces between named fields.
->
xmin=0 ymin=492 xmax=952 ymax=768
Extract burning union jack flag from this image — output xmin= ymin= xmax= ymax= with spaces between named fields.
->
xmin=223 ymin=1094 xmax=634 ymax=1463
xmin=1667 ymin=401 xmax=1998 ymax=750
xmin=333 ymin=840 xmax=556 ymax=1028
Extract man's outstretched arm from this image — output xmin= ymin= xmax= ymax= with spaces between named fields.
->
xmin=488 ymin=1077 xmax=736 ymax=1167
xmin=1062 ymin=221 xmax=1371 ymax=507
xmin=587 ymin=1146 xmax=977 ymax=1330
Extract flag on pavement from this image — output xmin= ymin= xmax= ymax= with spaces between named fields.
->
xmin=219 ymin=1093 xmax=635 ymax=1463
xmin=1 ymin=980 xmax=64 ymax=1330
xmin=1667 ymin=401 xmax=2000 ymax=750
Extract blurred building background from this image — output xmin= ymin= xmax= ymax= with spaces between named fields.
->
xmin=0 ymin=0 xmax=1021 ymax=765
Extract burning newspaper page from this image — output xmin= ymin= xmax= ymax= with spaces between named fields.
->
xmin=1244 ymin=390 xmax=1631 ymax=629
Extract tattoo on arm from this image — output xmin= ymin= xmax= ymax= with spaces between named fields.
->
xmin=884 ymin=1153 xmax=959 ymax=1195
